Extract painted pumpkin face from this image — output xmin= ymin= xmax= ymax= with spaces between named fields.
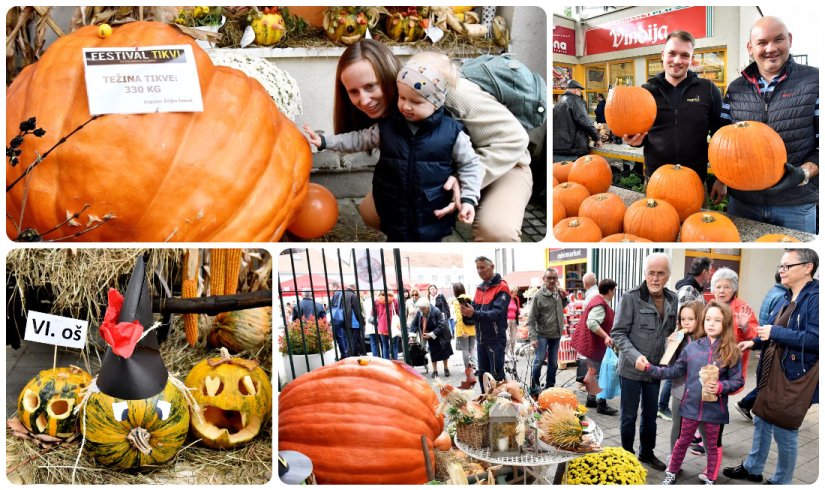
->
xmin=185 ymin=350 xmax=272 ymax=448
xmin=17 ymin=366 xmax=92 ymax=438
xmin=82 ymin=380 xmax=190 ymax=469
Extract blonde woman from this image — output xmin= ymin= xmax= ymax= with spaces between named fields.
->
xmin=451 ymin=283 xmax=477 ymax=389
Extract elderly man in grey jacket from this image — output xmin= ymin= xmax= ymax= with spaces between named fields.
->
xmin=611 ymin=253 xmax=678 ymax=472
xmin=527 ymin=268 xmax=569 ymax=396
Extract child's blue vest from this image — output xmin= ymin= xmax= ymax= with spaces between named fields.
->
xmin=373 ymin=107 xmax=464 ymax=241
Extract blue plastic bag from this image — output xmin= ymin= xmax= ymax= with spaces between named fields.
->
xmin=598 ymin=348 xmax=621 ymax=400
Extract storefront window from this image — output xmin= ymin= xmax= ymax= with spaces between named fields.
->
xmin=585 ymin=65 xmax=606 ymax=91
xmin=609 ymin=60 xmax=634 ymax=87
xmin=647 ymin=48 xmax=726 ymax=90
xmin=553 ymin=64 xmax=574 ymax=91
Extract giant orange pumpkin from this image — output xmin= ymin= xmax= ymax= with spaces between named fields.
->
xmin=646 ymin=164 xmax=705 ymax=222
xmin=552 ymin=197 xmax=567 ymax=226
xmin=569 ymin=155 xmax=613 ymax=195
xmin=553 ymin=182 xmax=590 ymax=217
xmin=708 ymin=121 xmax=786 ymax=191
xmin=553 ymin=217 xmax=602 ymax=242
xmin=680 ymin=212 xmax=741 ymax=242
xmin=578 ymin=193 xmax=625 ymax=237
xmin=6 ymin=21 xmax=311 ymax=242
xmin=623 ymin=198 xmax=680 ymax=243
xmin=605 ymin=86 xmax=657 ymax=137
xmin=552 ymin=161 xmax=574 ymax=183
xmin=279 ymin=357 xmax=444 ymax=484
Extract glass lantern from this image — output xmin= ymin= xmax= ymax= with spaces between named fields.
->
xmin=488 ymin=392 xmax=520 ymax=458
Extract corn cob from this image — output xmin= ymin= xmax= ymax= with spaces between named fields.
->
xmin=210 ymin=249 xmax=226 ymax=296
xmin=224 ymin=248 xmax=242 ymax=295
xmin=182 ymin=249 xmax=200 ymax=347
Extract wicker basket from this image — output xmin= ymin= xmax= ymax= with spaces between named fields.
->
xmin=456 ymin=418 xmax=489 ymax=448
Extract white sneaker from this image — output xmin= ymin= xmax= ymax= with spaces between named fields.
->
xmin=662 ymin=472 xmax=677 ymax=485
xmin=699 ymin=473 xmax=715 ymax=485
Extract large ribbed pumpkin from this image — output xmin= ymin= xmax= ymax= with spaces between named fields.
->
xmin=538 ymin=387 xmax=579 ymax=411
xmin=82 ymin=380 xmax=190 ymax=469
xmin=646 ymin=164 xmax=705 ymax=222
xmin=279 ymin=357 xmax=443 ymax=484
xmin=680 ymin=212 xmax=741 ymax=242
xmin=553 ymin=182 xmax=590 ymax=217
xmin=605 ymin=86 xmax=657 ymax=137
xmin=578 ymin=193 xmax=626 ymax=237
xmin=623 ymin=198 xmax=680 ymax=243
xmin=754 ymin=233 xmax=801 ymax=243
xmin=18 ymin=366 xmax=92 ymax=438
xmin=708 ymin=121 xmax=786 ymax=191
xmin=6 ymin=21 xmax=311 ymax=241
xmin=569 ymin=155 xmax=613 ymax=195
xmin=554 ymin=217 xmax=603 ymax=242
xmin=552 ymin=197 xmax=567 ymax=226
xmin=600 ymin=233 xmax=652 ymax=243
xmin=552 ymin=161 xmax=574 ymax=183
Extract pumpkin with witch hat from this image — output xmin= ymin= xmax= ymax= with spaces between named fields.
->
xmin=81 ymin=255 xmax=190 ymax=469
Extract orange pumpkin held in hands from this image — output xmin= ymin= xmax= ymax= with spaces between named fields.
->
xmin=553 ymin=182 xmax=590 ymax=217
xmin=754 ymin=233 xmax=801 ymax=243
xmin=600 ymin=233 xmax=652 ymax=243
xmin=578 ymin=193 xmax=625 ymax=237
xmin=553 ymin=217 xmax=603 ymax=242
xmin=646 ymin=164 xmax=705 ymax=222
xmin=279 ymin=357 xmax=443 ymax=484
xmin=552 ymin=161 xmax=574 ymax=183
xmin=552 ymin=197 xmax=567 ymax=226
xmin=569 ymin=155 xmax=613 ymax=195
xmin=605 ymin=86 xmax=657 ymax=137
xmin=623 ymin=198 xmax=680 ymax=242
xmin=708 ymin=121 xmax=786 ymax=191
xmin=287 ymin=183 xmax=339 ymax=239
xmin=680 ymin=212 xmax=741 ymax=242
xmin=6 ymin=21 xmax=311 ymax=242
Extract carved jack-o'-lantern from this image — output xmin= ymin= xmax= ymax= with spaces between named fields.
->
xmin=185 ymin=348 xmax=272 ymax=448
xmin=18 ymin=366 xmax=92 ymax=438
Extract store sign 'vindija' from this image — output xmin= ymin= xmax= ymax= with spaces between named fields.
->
xmin=585 ymin=6 xmax=710 ymax=56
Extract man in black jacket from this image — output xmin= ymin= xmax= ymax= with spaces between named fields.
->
xmin=623 ymin=30 xmax=724 ymax=185
xmin=553 ymin=80 xmax=602 ymax=161
xmin=713 ymin=16 xmax=818 ymax=233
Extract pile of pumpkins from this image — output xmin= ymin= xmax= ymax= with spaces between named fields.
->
xmin=16 ymin=348 xmax=272 ymax=470
xmin=553 ymin=98 xmax=800 ymax=243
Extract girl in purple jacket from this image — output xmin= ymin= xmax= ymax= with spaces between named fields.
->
xmin=641 ymin=300 xmax=744 ymax=485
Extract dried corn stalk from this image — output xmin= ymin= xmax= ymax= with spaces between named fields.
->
xmin=182 ymin=249 xmax=199 ymax=347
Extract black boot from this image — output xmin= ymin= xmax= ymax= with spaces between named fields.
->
xmin=596 ymin=398 xmax=618 ymax=416
xmin=585 ymin=394 xmax=597 ymax=408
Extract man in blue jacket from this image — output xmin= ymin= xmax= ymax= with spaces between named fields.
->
xmin=713 ymin=16 xmax=819 ymax=233
xmin=460 ymin=256 xmax=510 ymax=388
xmin=724 ymin=249 xmax=818 ymax=484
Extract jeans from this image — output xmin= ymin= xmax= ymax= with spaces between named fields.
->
xmin=368 ymin=333 xmax=380 ymax=357
xmin=658 ymin=379 xmax=673 ymax=412
xmin=449 ymin=318 xmax=456 ymax=337
xmin=744 ymin=415 xmax=799 ymax=484
xmin=349 ymin=327 xmax=363 ymax=356
xmin=740 ymin=387 xmax=758 ymax=410
xmin=619 ymin=376 xmax=662 ymax=457
xmin=477 ymin=342 xmax=506 ymax=387
xmin=379 ymin=334 xmax=399 ymax=360
xmin=531 ymin=337 xmax=561 ymax=393
xmin=728 ymin=197 xmax=817 ymax=234
xmin=334 ymin=325 xmax=350 ymax=358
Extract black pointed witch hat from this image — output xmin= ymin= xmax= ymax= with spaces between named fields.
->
xmin=96 ymin=253 xmax=168 ymax=400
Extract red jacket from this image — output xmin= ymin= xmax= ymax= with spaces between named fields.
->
xmin=571 ymin=295 xmax=614 ymax=362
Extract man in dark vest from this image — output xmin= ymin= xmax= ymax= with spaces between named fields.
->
xmin=553 ymin=80 xmax=602 ymax=161
xmin=713 ymin=16 xmax=818 ymax=233
xmin=623 ymin=30 xmax=725 ymax=185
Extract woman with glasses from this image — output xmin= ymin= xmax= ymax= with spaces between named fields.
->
xmin=724 ymin=249 xmax=819 ymax=485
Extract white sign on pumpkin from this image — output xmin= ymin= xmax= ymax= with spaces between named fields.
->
xmin=82 ymin=44 xmax=204 ymax=115
xmin=24 ymin=311 xmax=89 ymax=349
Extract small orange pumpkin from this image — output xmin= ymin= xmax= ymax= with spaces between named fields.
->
xmin=569 ymin=155 xmax=613 ymax=195
xmin=623 ymin=198 xmax=680 ymax=243
xmin=600 ymin=233 xmax=652 ymax=243
xmin=553 ymin=182 xmax=590 ymax=217
xmin=538 ymin=387 xmax=579 ymax=411
xmin=708 ymin=121 xmax=786 ymax=191
xmin=578 ymin=193 xmax=626 ymax=237
xmin=605 ymin=86 xmax=657 ymax=137
xmin=553 ymin=217 xmax=603 ymax=242
xmin=552 ymin=197 xmax=567 ymax=226
xmin=680 ymin=212 xmax=741 ymax=242
xmin=552 ymin=161 xmax=575 ymax=183
xmin=754 ymin=233 xmax=801 ymax=243
xmin=434 ymin=431 xmax=452 ymax=451
xmin=287 ymin=183 xmax=339 ymax=239
xmin=646 ymin=164 xmax=705 ymax=222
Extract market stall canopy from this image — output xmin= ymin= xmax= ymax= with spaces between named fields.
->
xmin=503 ymin=271 xmax=544 ymax=288
xmin=278 ymin=273 xmax=334 ymax=297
